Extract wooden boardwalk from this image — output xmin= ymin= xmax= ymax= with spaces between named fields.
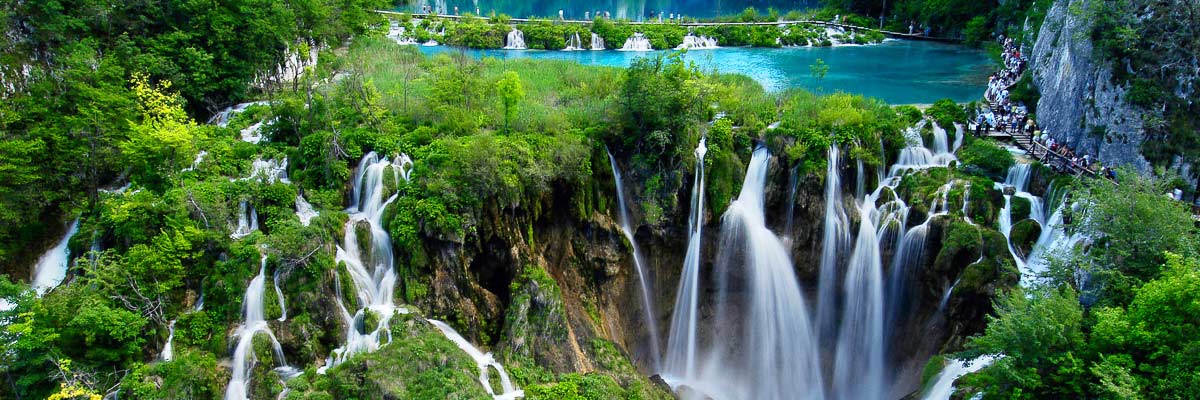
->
xmin=983 ymin=128 xmax=1098 ymax=178
xmin=375 ymin=11 xmax=961 ymax=43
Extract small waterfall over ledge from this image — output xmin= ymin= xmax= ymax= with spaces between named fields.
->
xmin=619 ymin=33 xmax=653 ymax=51
xmin=32 ymin=218 xmax=80 ymax=296
xmin=590 ymin=32 xmax=606 ymax=50
xmin=676 ymin=35 xmax=718 ymax=50
xmin=504 ymin=28 xmax=526 ymax=50
xmin=664 ymin=138 xmax=707 ymax=383
xmin=225 ymin=253 xmax=292 ymax=400
xmin=564 ymin=32 xmax=584 ymax=51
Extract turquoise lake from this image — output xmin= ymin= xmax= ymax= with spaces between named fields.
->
xmin=419 ymin=40 xmax=993 ymax=105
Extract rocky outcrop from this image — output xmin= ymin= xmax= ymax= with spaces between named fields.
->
xmin=1029 ymin=0 xmax=1151 ymax=173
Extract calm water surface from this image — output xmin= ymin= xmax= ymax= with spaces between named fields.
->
xmin=420 ymin=40 xmax=991 ymax=104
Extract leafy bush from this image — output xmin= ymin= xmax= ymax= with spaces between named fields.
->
xmin=925 ymin=99 xmax=968 ymax=128
xmin=958 ymin=137 xmax=1014 ymax=179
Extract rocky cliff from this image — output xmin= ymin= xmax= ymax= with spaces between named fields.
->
xmin=1028 ymin=0 xmax=1152 ymax=174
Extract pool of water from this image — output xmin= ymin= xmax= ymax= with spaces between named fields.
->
xmin=409 ymin=0 xmax=818 ymax=19
xmin=419 ymin=40 xmax=992 ymax=104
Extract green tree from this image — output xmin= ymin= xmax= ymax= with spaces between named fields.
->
xmin=496 ymin=70 xmax=525 ymax=134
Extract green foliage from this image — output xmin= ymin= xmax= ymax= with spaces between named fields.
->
xmin=962 ymin=16 xmax=990 ymax=47
xmin=1008 ymin=73 xmax=1040 ymax=113
xmin=959 ymin=137 xmax=1015 ymax=179
xmin=925 ymin=99 xmax=968 ymax=128
xmin=496 ymin=71 xmax=526 ymax=133
xmin=774 ymin=90 xmax=905 ymax=176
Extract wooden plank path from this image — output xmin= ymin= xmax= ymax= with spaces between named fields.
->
xmin=984 ymin=128 xmax=1098 ymax=178
xmin=375 ymin=11 xmax=961 ymax=43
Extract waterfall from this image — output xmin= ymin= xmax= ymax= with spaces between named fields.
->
xmin=833 ymin=195 xmax=886 ymax=400
xmin=225 ymin=253 xmax=290 ymax=400
xmin=921 ymin=355 xmax=998 ymax=400
xmin=564 ymin=32 xmax=584 ymax=51
xmin=503 ymin=28 xmax=526 ymax=49
xmin=240 ymin=158 xmax=290 ymax=184
xmin=161 ymin=319 xmax=177 ymax=361
xmin=32 ymin=218 xmax=80 ymax=296
xmin=428 ymin=320 xmax=524 ymax=400
xmin=241 ymin=121 xmax=266 ymax=144
xmin=676 ymin=35 xmax=718 ymax=50
xmin=295 ymin=194 xmax=318 ymax=227
xmin=665 ymin=146 xmax=824 ymax=400
xmin=784 ymin=165 xmax=800 ymax=244
xmin=324 ymin=152 xmax=406 ymax=368
xmin=619 ymin=33 xmax=653 ymax=51
xmin=590 ymin=32 xmax=606 ymax=50
xmin=816 ymin=146 xmax=851 ymax=348
xmin=230 ymin=201 xmax=259 ymax=239
xmin=209 ymin=101 xmax=268 ymax=127
xmin=936 ymin=277 xmax=961 ymax=314
xmin=606 ymin=149 xmax=662 ymax=370
xmin=663 ymin=138 xmax=706 ymax=382
xmin=856 ymin=159 xmax=866 ymax=201
xmin=182 ymin=150 xmax=208 ymax=172
xmin=273 ymin=269 xmax=288 ymax=321
xmin=889 ymin=123 xmax=956 ymax=176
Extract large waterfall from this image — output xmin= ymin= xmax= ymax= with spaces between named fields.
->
xmin=815 ymin=146 xmax=851 ymax=347
xmin=664 ymin=146 xmax=824 ymax=400
xmin=32 ymin=218 xmax=80 ymax=295
xmin=606 ymin=150 xmax=663 ymax=369
xmin=664 ymin=138 xmax=707 ymax=383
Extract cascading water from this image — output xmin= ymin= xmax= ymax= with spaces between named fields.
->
xmin=833 ymin=188 xmax=887 ymax=400
xmin=606 ymin=149 xmax=662 ymax=370
xmin=428 ymin=320 xmax=524 ymax=400
xmin=231 ymin=201 xmax=259 ymax=239
xmin=161 ymin=319 xmax=177 ymax=361
xmin=225 ymin=253 xmax=291 ymax=400
xmin=564 ymin=32 xmax=584 ymax=51
xmin=816 ymin=146 xmax=851 ymax=348
xmin=182 ymin=150 xmax=208 ymax=172
xmin=921 ymin=355 xmax=997 ymax=400
xmin=32 ymin=218 xmax=80 ymax=296
xmin=663 ymin=138 xmax=707 ymax=384
xmin=619 ymin=33 xmax=653 ymax=51
xmin=665 ymin=146 xmax=824 ymax=400
xmin=590 ymin=32 xmax=606 ymax=50
xmin=295 ymin=194 xmax=318 ymax=226
xmin=504 ymin=28 xmax=526 ymax=49
xmin=209 ymin=101 xmax=268 ymax=127
xmin=240 ymin=158 xmax=290 ymax=184
xmin=273 ymin=269 xmax=288 ymax=321
xmin=324 ymin=152 xmax=406 ymax=367
xmin=676 ymin=35 xmax=718 ymax=50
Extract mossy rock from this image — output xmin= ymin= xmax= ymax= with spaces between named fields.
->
xmin=294 ymin=315 xmax=490 ymax=399
xmin=933 ymin=220 xmax=982 ymax=274
xmin=1009 ymin=196 xmax=1032 ymax=222
xmin=1009 ymin=219 xmax=1042 ymax=257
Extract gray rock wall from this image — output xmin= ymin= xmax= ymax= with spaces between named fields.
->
xmin=1029 ymin=0 xmax=1152 ymax=174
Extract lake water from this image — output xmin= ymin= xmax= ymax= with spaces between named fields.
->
xmin=410 ymin=0 xmax=819 ymax=19
xmin=419 ymin=40 xmax=992 ymax=104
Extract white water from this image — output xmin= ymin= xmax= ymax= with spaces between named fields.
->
xmin=676 ymin=35 xmax=718 ymax=50
xmin=273 ymin=269 xmax=288 ymax=321
xmin=240 ymin=158 xmax=290 ymax=184
xmin=323 ymin=152 xmax=408 ymax=369
xmin=428 ymin=320 xmax=524 ymax=400
xmin=32 ymin=218 xmax=80 ymax=295
xmin=590 ymin=32 xmax=606 ymax=50
xmin=921 ymin=355 xmax=997 ymax=400
xmin=504 ymin=28 xmax=526 ymax=49
xmin=209 ymin=101 xmax=268 ymax=127
xmin=606 ymin=150 xmax=662 ymax=369
xmin=815 ymin=146 xmax=851 ymax=347
xmin=619 ymin=33 xmax=653 ymax=51
xmin=665 ymin=146 xmax=824 ymax=400
xmin=182 ymin=150 xmax=208 ymax=172
xmin=161 ymin=319 xmax=177 ymax=361
xmin=834 ymin=179 xmax=887 ymax=400
xmin=241 ymin=121 xmax=266 ymax=144
xmin=230 ymin=201 xmax=259 ymax=239
xmin=295 ymin=195 xmax=318 ymax=227
xmin=225 ymin=253 xmax=290 ymax=400
xmin=564 ymin=32 xmax=584 ymax=51
xmin=663 ymin=138 xmax=706 ymax=382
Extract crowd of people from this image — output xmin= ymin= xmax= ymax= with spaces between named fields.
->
xmin=973 ymin=36 xmax=1117 ymax=181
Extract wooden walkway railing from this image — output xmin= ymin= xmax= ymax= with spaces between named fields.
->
xmin=984 ymin=127 xmax=1098 ymax=178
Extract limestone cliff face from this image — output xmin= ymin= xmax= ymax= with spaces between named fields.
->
xmin=1029 ymin=0 xmax=1152 ymax=173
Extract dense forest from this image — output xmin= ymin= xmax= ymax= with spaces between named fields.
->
xmin=1 ymin=0 xmax=1198 ymax=399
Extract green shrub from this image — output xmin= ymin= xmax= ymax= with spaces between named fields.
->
xmin=959 ymin=138 xmax=1014 ymax=179
xmin=925 ymin=99 xmax=968 ymax=128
